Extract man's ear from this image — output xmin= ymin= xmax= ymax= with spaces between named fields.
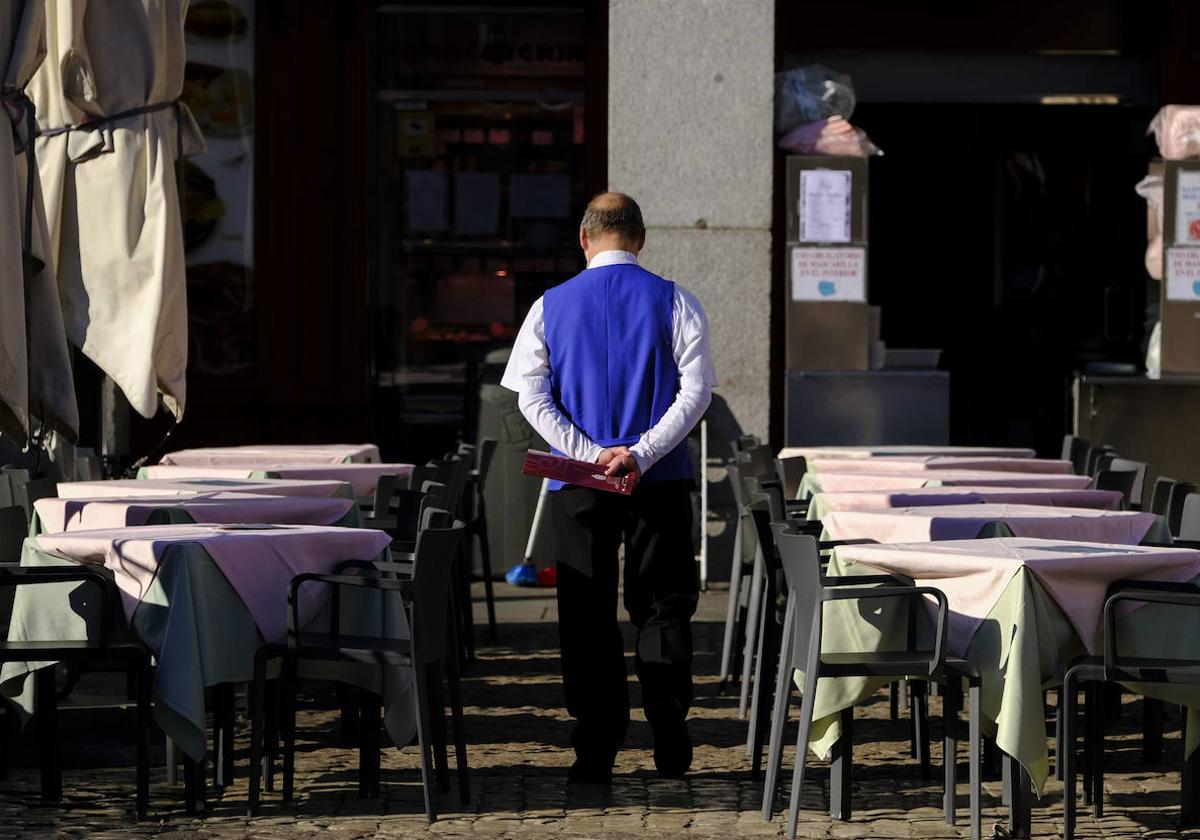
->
xmin=634 ymin=231 xmax=646 ymax=253
xmin=579 ymin=226 xmax=589 ymax=252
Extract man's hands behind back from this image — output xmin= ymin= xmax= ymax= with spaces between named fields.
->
xmin=597 ymin=446 xmax=641 ymax=479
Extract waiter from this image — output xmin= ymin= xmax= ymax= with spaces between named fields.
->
xmin=501 ymin=192 xmax=717 ymax=784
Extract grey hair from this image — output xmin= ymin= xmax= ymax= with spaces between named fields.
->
xmin=581 ymin=193 xmax=645 ymax=241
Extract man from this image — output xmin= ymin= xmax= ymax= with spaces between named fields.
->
xmin=501 ymin=192 xmax=717 ymax=784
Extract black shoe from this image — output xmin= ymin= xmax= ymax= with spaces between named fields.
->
xmin=652 ymin=717 xmax=692 ymax=779
xmin=567 ymin=760 xmax=613 ymax=785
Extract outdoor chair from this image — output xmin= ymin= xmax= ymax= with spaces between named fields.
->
xmin=1108 ymin=459 xmax=1148 ymax=510
xmin=406 ymin=463 xmax=437 ymax=494
xmin=0 ymin=566 xmax=151 ymax=818
xmin=775 ymin=456 xmax=807 ymax=503
xmin=1167 ymin=482 xmax=1198 ymax=537
xmin=718 ymin=461 xmax=754 ymax=696
xmin=1091 ymin=469 xmax=1137 ymax=507
xmin=248 ymin=520 xmax=466 ymax=821
xmin=1062 ymin=435 xmax=1090 ymax=475
xmin=0 ymin=506 xmax=26 ymax=565
xmin=1062 ymin=581 xmax=1200 ymax=838
xmin=430 ymin=453 xmax=474 ymax=661
xmin=459 ymin=437 xmax=498 ymax=640
xmin=760 ymin=526 xmax=981 ymax=840
xmin=364 ymin=473 xmax=400 ymax=522
xmin=1085 ymin=445 xmax=1119 ymax=477
xmin=1178 ymin=493 xmax=1200 ymax=542
xmin=20 ymin=478 xmax=57 ymax=514
xmin=1149 ymin=476 xmax=1177 ymax=518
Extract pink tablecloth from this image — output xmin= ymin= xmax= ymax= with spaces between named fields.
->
xmin=823 ymin=503 xmax=1161 ymax=545
xmin=142 ymin=463 xmax=413 ymax=497
xmin=815 ymin=470 xmax=1093 ymax=493
xmin=815 ymin=486 xmax=1124 ymax=514
xmin=35 ymin=493 xmax=354 ymax=534
xmin=59 ymin=478 xmax=350 ymax=499
xmin=779 ymin=445 xmax=1037 ymax=460
xmin=810 ymin=456 xmax=1072 ymax=474
xmin=35 ymin=524 xmax=391 ymax=643
xmin=160 ymin=443 xmax=381 ymax=465
xmin=835 ymin=537 xmax=1200 ymax=655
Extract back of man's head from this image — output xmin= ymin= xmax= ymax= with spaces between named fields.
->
xmin=581 ymin=192 xmax=645 ymax=243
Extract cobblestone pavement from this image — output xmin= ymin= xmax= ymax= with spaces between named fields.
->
xmin=1 ymin=585 xmax=1199 ymax=838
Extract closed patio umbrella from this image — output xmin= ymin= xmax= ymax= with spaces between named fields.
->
xmin=29 ymin=0 xmax=204 ymax=422
xmin=0 ymin=0 xmax=78 ymax=446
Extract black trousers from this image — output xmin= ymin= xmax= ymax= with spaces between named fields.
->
xmin=550 ymin=479 xmax=699 ymax=766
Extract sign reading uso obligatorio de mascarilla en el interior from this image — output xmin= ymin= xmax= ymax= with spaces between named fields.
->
xmin=790 ymin=246 xmax=867 ymax=302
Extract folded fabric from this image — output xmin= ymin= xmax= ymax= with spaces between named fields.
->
xmin=1148 ymin=105 xmax=1200 ymax=160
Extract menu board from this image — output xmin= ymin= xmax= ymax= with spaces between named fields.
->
xmin=798 ymin=169 xmax=852 ymax=243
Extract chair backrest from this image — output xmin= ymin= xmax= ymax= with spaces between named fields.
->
xmin=420 ymin=480 xmax=449 ymax=510
xmin=0 ymin=505 xmax=27 ymax=565
xmin=775 ymin=456 xmax=807 ymax=501
xmin=1108 ymin=458 xmax=1148 ymax=510
xmin=1168 ymin=481 xmax=1198 ymax=536
xmin=406 ymin=463 xmax=436 ymax=493
xmin=433 ymin=454 xmax=470 ymax=514
xmin=727 ymin=462 xmax=746 ymax=510
xmin=1061 ymin=435 xmax=1090 ymax=474
xmin=370 ymin=473 xmax=399 ymax=518
xmin=773 ymin=525 xmax=824 ymax=670
xmin=1179 ymin=493 xmax=1200 ymax=542
xmin=475 ymin=437 xmax=499 ymax=483
xmin=741 ymin=445 xmax=776 ymax=479
xmin=410 ymin=519 xmax=466 ymax=663
xmin=17 ymin=478 xmax=57 ymax=518
xmin=734 ymin=435 xmax=761 ymax=453
xmin=1092 ymin=469 xmax=1137 ymax=506
xmin=1150 ymin=476 xmax=1176 ymax=516
xmin=1085 ymin=445 xmax=1118 ymax=477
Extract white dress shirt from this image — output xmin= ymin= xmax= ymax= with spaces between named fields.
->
xmin=500 ymin=249 xmax=718 ymax=475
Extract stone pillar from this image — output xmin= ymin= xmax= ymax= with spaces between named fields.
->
xmin=608 ymin=0 xmax=774 ymax=580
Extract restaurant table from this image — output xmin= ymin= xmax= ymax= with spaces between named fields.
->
xmin=808 ymin=456 xmax=1073 ymax=474
xmin=32 ymin=492 xmax=359 ymax=535
xmin=0 ymin=524 xmax=412 ymax=761
xmin=778 ymin=445 xmax=1037 ymax=461
xmin=160 ymin=443 xmax=381 ymax=466
xmin=806 ymin=486 xmax=1124 ymax=520
xmin=139 ymin=463 xmax=414 ymax=498
xmin=808 ymin=538 xmax=1200 ymax=806
xmin=60 ymin=477 xmax=353 ymax=499
xmin=821 ymin=503 xmax=1170 ymax=545
xmin=799 ymin=470 xmax=1094 ymax=499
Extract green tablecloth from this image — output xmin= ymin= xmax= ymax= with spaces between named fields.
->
xmin=0 ymin=539 xmax=414 ymax=761
xmin=798 ymin=472 xmax=944 ymax=501
xmin=807 ymin=552 xmax=1200 ymax=795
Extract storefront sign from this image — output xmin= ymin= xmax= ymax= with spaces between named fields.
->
xmin=1176 ymin=172 xmax=1200 ymax=245
xmin=791 ymin=246 xmax=866 ymax=301
xmin=1167 ymin=247 xmax=1200 ymax=301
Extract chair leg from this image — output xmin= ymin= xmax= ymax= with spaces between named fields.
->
xmin=477 ymin=501 xmax=498 ymax=641
xmin=165 ymin=735 xmax=177 ymax=785
xmin=134 ymin=656 xmax=150 ymax=820
xmin=738 ymin=555 xmax=765 ymax=720
xmin=427 ymin=663 xmax=450 ymax=793
xmin=183 ymin=754 xmax=208 ymax=817
xmin=412 ymin=657 xmax=439 ymax=822
xmin=1089 ymin=681 xmax=1105 ymax=817
xmin=785 ymin=660 xmax=819 ymax=840
xmin=248 ymin=650 xmax=270 ymax=816
xmin=212 ymin=682 xmax=236 ymax=789
xmin=943 ymin=677 xmax=962 ymax=825
xmin=34 ymin=666 xmax=61 ymax=802
xmin=338 ymin=683 xmax=361 ymax=744
xmin=281 ymin=658 xmax=298 ymax=803
xmin=445 ymin=649 xmax=470 ymax=806
xmin=717 ymin=520 xmax=744 ymax=693
xmin=829 ymin=707 xmax=853 ymax=821
xmin=1143 ymin=697 xmax=1164 ymax=764
xmin=761 ymin=597 xmax=795 ymax=820
xmin=911 ymin=680 xmax=932 ymax=780
xmin=889 ymin=681 xmax=898 ymax=721
xmin=359 ymin=689 xmax=382 ymax=799
xmin=751 ymin=601 xmax=782 ymax=783
xmin=1183 ymin=707 xmax=1200 ymax=826
xmin=746 ymin=585 xmax=769 ymax=759
xmin=457 ymin=547 xmax=476 ymax=662
xmin=1063 ymin=671 xmax=1080 ymax=840
xmin=1055 ymin=687 xmax=1065 ymax=781
xmin=968 ymin=680 xmax=981 ymax=840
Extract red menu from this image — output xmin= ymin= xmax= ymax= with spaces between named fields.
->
xmin=522 ymin=450 xmax=638 ymax=495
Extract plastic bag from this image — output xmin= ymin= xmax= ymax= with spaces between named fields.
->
xmin=778 ymin=115 xmax=882 ymax=157
xmin=1136 ymin=174 xmax=1164 ymax=280
xmin=774 ymin=65 xmax=856 ymax=134
xmin=1146 ymin=320 xmax=1161 ymax=380
xmin=1148 ymin=105 xmax=1200 ymax=160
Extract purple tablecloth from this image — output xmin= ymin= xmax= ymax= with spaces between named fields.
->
xmin=815 ymin=470 xmax=1093 ymax=493
xmin=35 ymin=493 xmax=354 ymax=534
xmin=814 ymin=486 xmax=1124 ymax=514
xmin=823 ymin=503 xmax=1161 ymax=545
xmin=35 ymin=524 xmax=391 ymax=643
xmin=142 ymin=463 xmax=413 ymax=497
xmin=160 ymin=443 xmax=381 ymax=465
xmin=779 ymin=445 xmax=1037 ymax=460
xmin=810 ymin=456 xmax=1073 ymax=474
xmin=60 ymin=478 xmax=351 ymax=499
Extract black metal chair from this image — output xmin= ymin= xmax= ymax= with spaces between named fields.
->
xmin=460 ymin=438 xmax=499 ymax=640
xmin=1150 ymin=476 xmax=1177 ymax=518
xmin=775 ymin=456 xmax=807 ymax=503
xmin=1062 ymin=582 xmax=1200 ymax=839
xmin=0 ymin=566 xmax=151 ymax=818
xmin=1061 ymin=435 xmax=1090 ymax=475
xmin=1108 ymin=459 xmax=1149 ymax=510
xmin=1085 ymin=445 xmax=1119 ymax=477
xmin=248 ymin=520 xmax=466 ymax=820
xmin=1091 ymin=469 xmax=1137 ymax=507
xmin=760 ymin=526 xmax=981 ymax=840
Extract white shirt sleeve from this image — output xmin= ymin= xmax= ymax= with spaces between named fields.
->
xmin=628 ymin=286 xmax=718 ymax=474
xmin=500 ymin=297 xmax=605 ymax=464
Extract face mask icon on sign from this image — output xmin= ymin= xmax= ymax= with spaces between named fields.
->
xmin=817 ymin=280 xmax=837 ymax=297
xmin=1193 ymin=281 xmax=1200 ymax=297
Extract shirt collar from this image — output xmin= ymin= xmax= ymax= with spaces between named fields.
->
xmin=586 ymin=249 xmax=639 ymax=269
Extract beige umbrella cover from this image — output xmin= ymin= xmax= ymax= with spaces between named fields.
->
xmin=0 ymin=0 xmax=78 ymax=445
xmin=30 ymin=0 xmax=204 ymax=421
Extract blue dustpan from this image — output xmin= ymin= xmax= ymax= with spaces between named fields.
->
xmin=505 ymin=559 xmax=539 ymax=587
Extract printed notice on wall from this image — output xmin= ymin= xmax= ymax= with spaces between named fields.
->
xmin=799 ymin=169 xmax=852 ymax=243
xmin=791 ymin=246 xmax=866 ymax=301
xmin=1177 ymin=172 xmax=1200 ymax=245
xmin=1166 ymin=247 xmax=1200 ymax=301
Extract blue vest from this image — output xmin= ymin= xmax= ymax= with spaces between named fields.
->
xmin=542 ymin=262 xmax=693 ymax=490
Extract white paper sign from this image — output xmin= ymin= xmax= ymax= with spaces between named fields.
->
xmin=791 ymin=247 xmax=866 ymax=301
xmin=405 ymin=170 xmax=448 ymax=232
xmin=1177 ymin=172 xmax=1200 ymax=245
xmin=799 ymin=169 xmax=852 ymax=243
xmin=1167 ymin=247 xmax=1200 ymax=300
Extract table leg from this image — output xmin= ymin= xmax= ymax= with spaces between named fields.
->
xmin=34 ymin=667 xmax=61 ymax=802
xmin=1002 ymin=753 xmax=1031 ymax=838
xmin=212 ymin=683 xmax=236 ymax=788
xmin=829 ymin=707 xmax=853 ymax=821
xmin=184 ymin=754 xmax=208 ymax=817
xmin=1183 ymin=708 xmax=1200 ymax=826
xmin=1143 ymin=697 xmax=1164 ymax=764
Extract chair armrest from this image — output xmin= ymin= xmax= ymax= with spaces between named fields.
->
xmin=1141 ymin=539 xmax=1200 ymax=550
xmin=822 ymin=573 xmax=908 ymax=587
xmin=1104 ymin=587 xmax=1200 ymax=675
xmin=1105 ymin=578 xmax=1199 ymax=598
xmin=287 ymin=572 xmax=409 ymax=639
xmin=819 ymin=538 xmax=878 ymax=551
xmin=0 ymin=565 xmax=111 ymax=587
xmin=821 ymin=584 xmax=949 ymax=675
